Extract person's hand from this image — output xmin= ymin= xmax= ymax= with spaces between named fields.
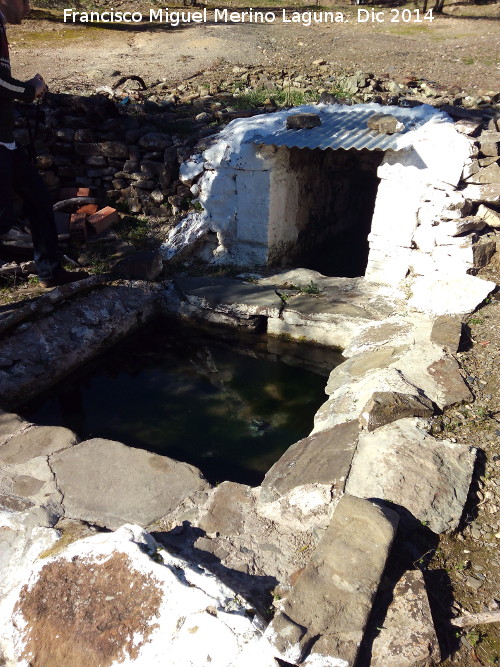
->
xmin=28 ymin=74 xmax=48 ymax=98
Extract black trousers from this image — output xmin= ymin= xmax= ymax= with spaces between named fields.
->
xmin=0 ymin=145 xmax=60 ymax=280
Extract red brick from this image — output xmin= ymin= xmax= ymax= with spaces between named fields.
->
xmin=59 ymin=187 xmax=91 ymax=200
xmin=87 ymin=207 xmax=119 ymax=234
xmin=76 ymin=203 xmax=99 ymax=216
xmin=69 ymin=213 xmax=88 ymax=244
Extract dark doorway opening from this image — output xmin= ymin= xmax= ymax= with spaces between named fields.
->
xmin=273 ymin=147 xmax=384 ymax=278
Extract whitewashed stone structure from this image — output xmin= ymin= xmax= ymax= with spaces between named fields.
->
xmin=162 ymin=103 xmax=495 ymax=289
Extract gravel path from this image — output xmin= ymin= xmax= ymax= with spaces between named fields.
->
xmin=8 ymin=4 xmax=500 ymax=95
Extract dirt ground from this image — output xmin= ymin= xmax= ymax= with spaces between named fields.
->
xmin=7 ymin=1 xmax=500 ymax=96
xmin=427 ymin=257 xmax=500 ymax=666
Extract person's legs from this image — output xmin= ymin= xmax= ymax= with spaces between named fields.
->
xmin=0 ymin=145 xmax=15 ymax=235
xmin=10 ymin=146 xmax=61 ymax=281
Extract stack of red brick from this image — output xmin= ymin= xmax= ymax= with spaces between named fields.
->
xmin=55 ymin=188 xmax=119 ymax=244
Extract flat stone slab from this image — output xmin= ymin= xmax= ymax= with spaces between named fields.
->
xmin=258 ymin=421 xmax=360 ymax=529
xmin=430 ymin=315 xmax=463 ymax=353
xmin=0 ymin=426 xmax=78 ymax=465
xmin=332 ymin=342 xmax=472 ymax=411
xmin=325 ymin=347 xmax=406 ymax=394
xmin=264 ymin=495 xmax=399 ymax=666
xmin=343 ymin=318 xmax=416 ymax=358
xmin=370 ymin=570 xmax=441 ymax=667
xmin=0 ymin=411 xmax=27 ymax=444
xmin=0 ymin=455 xmax=64 ymax=517
xmin=409 ymin=273 xmax=495 ymax=316
xmin=345 ymin=418 xmax=476 ymax=533
xmin=313 ymin=367 xmax=433 ymax=433
xmin=49 ymin=439 xmax=210 ymax=530
xmin=153 ymin=482 xmax=322 ymax=610
xmin=282 ymin=294 xmax=377 ymax=321
xmin=174 ymin=277 xmax=282 ymax=318
xmin=391 ymin=345 xmax=472 ymax=410
xmin=359 ymin=390 xmax=434 ymax=432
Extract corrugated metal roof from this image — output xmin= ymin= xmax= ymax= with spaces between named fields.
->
xmin=252 ymin=107 xmax=417 ymax=152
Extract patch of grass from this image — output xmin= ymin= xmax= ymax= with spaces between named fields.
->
xmin=469 ymin=317 xmax=484 ymax=325
xmin=86 ymin=259 xmax=111 ymax=275
xmin=300 ymin=280 xmax=321 ymax=295
xmin=190 ymin=200 xmax=204 ymax=212
xmin=230 ymin=86 xmax=320 ymax=110
xmin=462 ymin=56 xmax=475 ymax=65
xmin=117 ymin=215 xmax=151 ymax=244
xmin=466 ymin=629 xmax=484 ymax=648
xmin=283 ymin=280 xmax=322 ymax=295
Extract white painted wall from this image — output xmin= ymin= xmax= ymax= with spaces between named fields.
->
xmin=163 ymin=103 xmax=479 ymax=286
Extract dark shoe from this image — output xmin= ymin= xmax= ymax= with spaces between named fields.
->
xmin=40 ymin=267 xmax=90 ymax=289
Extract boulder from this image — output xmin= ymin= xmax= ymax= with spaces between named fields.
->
xmin=472 ymin=238 xmax=497 ymax=269
xmin=479 ymin=131 xmax=500 ymax=157
xmin=433 ymin=216 xmax=486 ymax=238
xmin=345 ymin=418 xmax=476 ymax=533
xmin=264 ymin=495 xmax=399 ymax=666
xmin=378 ymin=344 xmax=472 ymax=410
xmin=49 ymin=439 xmax=210 ymax=529
xmin=453 ymin=119 xmax=482 ymax=136
xmin=286 ymin=113 xmax=321 ymax=130
xmin=0 ymin=505 xmax=60 ymax=609
xmin=138 ymin=132 xmax=173 ymax=150
xmin=179 ymin=155 xmax=204 ymax=183
xmin=0 ymin=524 xmax=276 ymax=667
xmin=461 ymin=183 xmax=500 ymax=205
xmin=466 ymin=162 xmax=500 ymax=185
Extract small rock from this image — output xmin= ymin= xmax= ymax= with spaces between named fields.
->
xmin=477 ymin=203 xmax=500 ymax=229
xmin=194 ymin=112 xmax=212 ymax=123
xmin=138 ymin=133 xmax=173 ymax=151
xmin=367 ymin=113 xmax=405 ymax=135
xmin=286 ymin=113 xmax=321 ymax=130
xmin=465 ymin=575 xmax=484 ymax=590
